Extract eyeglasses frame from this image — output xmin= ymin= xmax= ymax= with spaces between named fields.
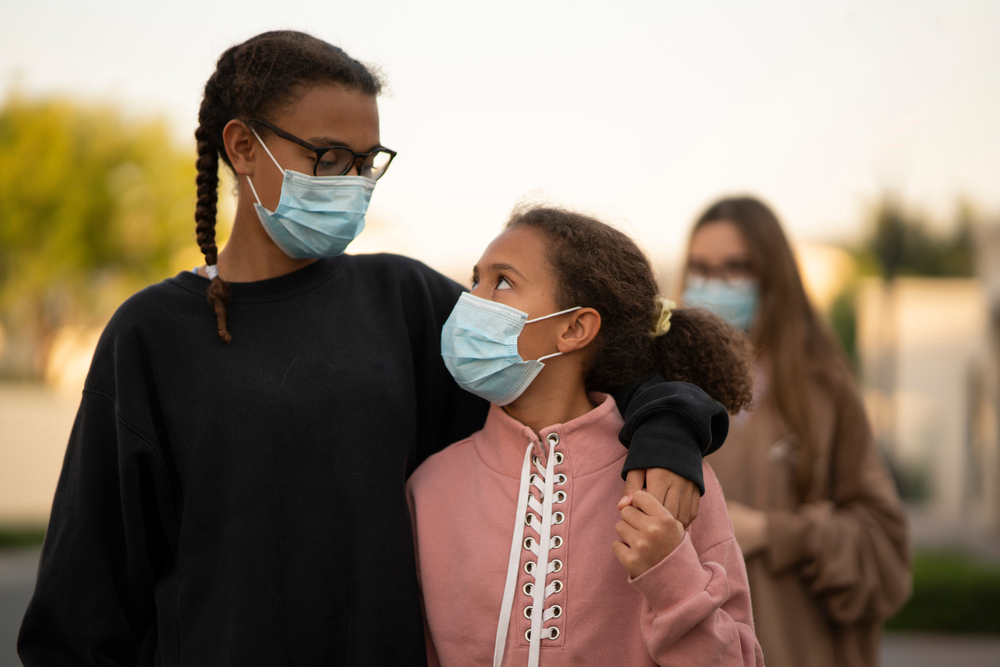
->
xmin=249 ymin=117 xmax=396 ymax=179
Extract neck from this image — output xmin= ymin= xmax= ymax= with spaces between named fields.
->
xmin=214 ymin=179 xmax=317 ymax=282
xmin=503 ymin=357 xmax=593 ymax=436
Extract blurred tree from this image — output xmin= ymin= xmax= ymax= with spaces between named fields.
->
xmin=860 ymin=197 xmax=976 ymax=279
xmin=0 ymin=92 xmax=195 ymax=377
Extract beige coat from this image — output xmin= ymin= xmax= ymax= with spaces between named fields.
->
xmin=708 ymin=367 xmax=911 ymax=667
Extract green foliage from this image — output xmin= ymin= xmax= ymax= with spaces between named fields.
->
xmin=0 ymin=92 xmax=197 ymax=374
xmin=886 ymin=549 xmax=1000 ymax=634
xmin=0 ymin=523 xmax=46 ymax=548
xmin=828 ymin=284 xmax=858 ymax=372
xmin=860 ymin=198 xmax=976 ymax=280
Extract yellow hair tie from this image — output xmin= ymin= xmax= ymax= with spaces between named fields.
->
xmin=650 ymin=297 xmax=676 ymax=337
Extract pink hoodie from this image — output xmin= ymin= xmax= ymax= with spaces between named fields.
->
xmin=407 ymin=393 xmax=764 ymax=667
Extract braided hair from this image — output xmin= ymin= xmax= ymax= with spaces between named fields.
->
xmin=195 ymin=31 xmax=382 ymax=343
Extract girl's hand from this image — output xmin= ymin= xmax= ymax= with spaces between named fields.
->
xmin=619 ymin=468 xmax=701 ymax=528
xmin=726 ymin=501 xmax=768 ymax=557
xmin=612 ymin=490 xmax=686 ymax=578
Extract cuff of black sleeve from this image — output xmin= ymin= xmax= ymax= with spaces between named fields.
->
xmin=620 ymin=415 xmax=706 ymax=495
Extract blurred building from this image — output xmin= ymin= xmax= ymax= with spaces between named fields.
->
xmin=856 ymin=229 xmax=1000 ymax=535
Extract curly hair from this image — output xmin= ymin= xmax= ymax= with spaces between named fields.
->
xmin=195 ymin=31 xmax=382 ymax=343
xmin=506 ymin=206 xmax=753 ymax=414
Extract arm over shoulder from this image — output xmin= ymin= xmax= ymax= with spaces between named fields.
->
xmin=614 ymin=376 xmax=730 ymax=494
xmin=387 ymin=256 xmax=490 ymax=471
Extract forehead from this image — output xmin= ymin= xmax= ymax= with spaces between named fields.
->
xmin=479 ymin=226 xmax=549 ymax=267
xmin=689 ymin=220 xmax=751 ymax=259
xmin=270 ymin=83 xmax=380 ymax=147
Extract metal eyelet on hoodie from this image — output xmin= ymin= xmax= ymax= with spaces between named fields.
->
xmin=495 ymin=440 xmax=568 ymax=665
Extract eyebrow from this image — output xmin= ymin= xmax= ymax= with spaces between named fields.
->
xmin=307 ymin=136 xmax=382 ymax=152
xmin=471 ymin=262 xmax=527 ymax=279
xmin=490 ymin=262 xmax=527 ymax=280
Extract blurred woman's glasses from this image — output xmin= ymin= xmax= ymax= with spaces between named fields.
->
xmin=250 ymin=118 xmax=396 ymax=179
xmin=686 ymin=259 xmax=755 ymax=287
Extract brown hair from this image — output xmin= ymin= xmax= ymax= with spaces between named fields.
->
xmin=687 ymin=196 xmax=851 ymax=499
xmin=195 ymin=31 xmax=382 ymax=343
xmin=506 ymin=206 xmax=753 ymax=414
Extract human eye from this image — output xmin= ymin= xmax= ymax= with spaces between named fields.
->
xmin=470 ymin=275 xmax=479 ymax=290
xmin=496 ymin=276 xmax=512 ymax=290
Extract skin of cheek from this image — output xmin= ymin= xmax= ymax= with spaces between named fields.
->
xmin=476 ymin=228 xmax=566 ymax=363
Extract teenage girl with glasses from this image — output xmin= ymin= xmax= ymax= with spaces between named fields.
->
xmin=20 ymin=31 xmax=730 ymax=665
xmin=408 ymin=206 xmax=764 ymax=667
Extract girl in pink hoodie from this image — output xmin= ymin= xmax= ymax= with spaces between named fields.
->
xmin=408 ymin=206 xmax=765 ymax=667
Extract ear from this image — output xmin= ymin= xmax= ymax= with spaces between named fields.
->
xmin=222 ymin=119 xmax=257 ymax=177
xmin=556 ymin=308 xmax=601 ymax=354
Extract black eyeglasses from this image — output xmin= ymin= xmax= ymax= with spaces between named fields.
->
xmin=250 ymin=117 xmax=396 ymax=179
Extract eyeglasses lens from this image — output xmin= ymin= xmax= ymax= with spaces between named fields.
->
xmin=315 ymin=149 xmax=393 ymax=179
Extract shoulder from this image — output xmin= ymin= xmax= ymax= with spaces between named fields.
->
xmin=84 ymin=276 xmax=200 ymax=394
xmin=346 ymin=253 xmax=458 ymax=286
xmin=348 ymin=254 xmax=466 ymax=326
xmin=408 ymin=435 xmax=479 ymax=496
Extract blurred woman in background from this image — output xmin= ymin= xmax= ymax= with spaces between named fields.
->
xmin=681 ymin=196 xmax=911 ymax=667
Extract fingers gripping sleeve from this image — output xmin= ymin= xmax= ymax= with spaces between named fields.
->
xmin=613 ymin=376 xmax=730 ymax=495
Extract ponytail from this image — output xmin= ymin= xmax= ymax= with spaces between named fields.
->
xmin=650 ymin=307 xmax=753 ymax=414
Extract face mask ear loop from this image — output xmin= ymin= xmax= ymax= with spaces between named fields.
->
xmin=245 ymin=127 xmax=287 ymax=209
xmin=525 ymin=306 xmax=582 ymax=363
xmin=250 ymin=127 xmax=285 ymax=174
xmin=525 ymin=306 xmax=582 ymax=324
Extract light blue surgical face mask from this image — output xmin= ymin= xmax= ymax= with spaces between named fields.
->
xmin=683 ymin=277 xmax=760 ymax=332
xmin=441 ymin=292 xmax=581 ymax=406
xmin=246 ymin=128 xmax=375 ymax=259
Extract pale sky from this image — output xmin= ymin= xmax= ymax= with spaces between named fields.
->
xmin=3 ymin=0 xmax=998 ymax=278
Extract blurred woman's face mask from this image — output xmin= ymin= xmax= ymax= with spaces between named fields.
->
xmin=683 ymin=277 xmax=759 ymax=332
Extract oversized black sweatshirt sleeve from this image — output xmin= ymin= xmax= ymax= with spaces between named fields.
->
xmin=611 ymin=374 xmax=730 ymax=495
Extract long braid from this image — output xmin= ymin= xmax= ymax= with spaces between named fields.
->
xmin=193 ymin=31 xmax=383 ymax=343
xmin=194 ymin=122 xmax=232 ymax=343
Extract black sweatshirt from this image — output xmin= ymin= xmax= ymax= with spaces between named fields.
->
xmin=18 ymin=254 xmax=727 ymax=666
